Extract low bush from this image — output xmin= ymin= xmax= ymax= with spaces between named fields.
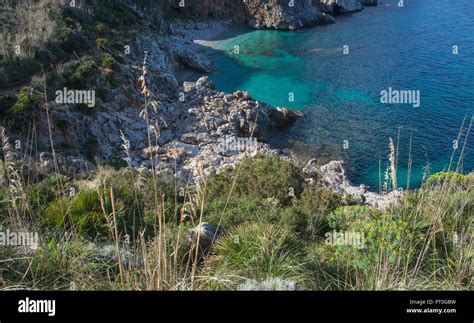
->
xmin=8 ymin=86 xmax=44 ymax=116
xmin=206 ymin=155 xmax=304 ymax=206
xmin=58 ymin=27 xmax=88 ymax=54
xmin=96 ymin=38 xmax=109 ymax=50
xmin=425 ymin=171 xmax=471 ymax=189
xmin=69 ymin=58 xmax=97 ymax=88
xmin=100 ymin=53 xmax=118 ymax=70
xmin=204 ymin=222 xmax=307 ymax=290
xmin=30 ymin=239 xmax=102 ymax=290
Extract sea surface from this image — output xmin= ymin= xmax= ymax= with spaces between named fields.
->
xmin=203 ymin=0 xmax=474 ymax=190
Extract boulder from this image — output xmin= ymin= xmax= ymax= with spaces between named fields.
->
xmin=268 ymin=107 xmax=303 ymax=129
xmin=188 ymin=222 xmax=221 ymax=255
xmin=154 ymin=73 xmax=179 ymax=98
xmin=243 ymin=0 xmax=335 ymax=30
xmin=195 ymin=76 xmax=215 ymax=90
xmin=174 ymin=47 xmax=212 ymax=72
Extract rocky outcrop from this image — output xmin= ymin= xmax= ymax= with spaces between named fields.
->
xmin=22 ymin=19 xmax=305 ymax=181
xmin=157 ymin=0 xmax=373 ymax=30
xmin=312 ymin=160 xmax=402 ymax=211
xmin=319 ymin=0 xmax=364 ymax=14
xmin=41 ymin=71 xmax=301 ymax=181
xmin=157 ymin=0 xmax=335 ymax=30
xmin=174 ymin=47 xmax=213 ymax=72
xmin=243 ymin=0 xmax=335 ymax=30
xmin=38 ymin=152 xmax=94 ymax=175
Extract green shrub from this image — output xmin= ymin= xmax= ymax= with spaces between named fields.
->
xmin=279 ymin=204 xmax=324 ymax=237
xmin=42 ymin=190 xmax=107 ymax=236
xmin=300 ymin=187 xmax=341 ymax=216
xmin=100 ymin=53 xmax=118 ymax=70
xmin=60 ymin=60 xmax=80 ymax=80
xmin=319 ymin=205 xmax=425 ymax=289
xmin=203 ymin=156 xmax=340 ymax=238
xmin=95 ymin=23 xmax=108 ymax=35
xmin=26 ymin=174 xmax=69 ymax=213
xmin=0 ymin=58 xmax=42 ymax=88
xmin=8 ymin=86 xmax=44 ymax=115
xmin=207 ymin=155 xmax=304 ymax=206
xmin=204 ymin=222 xmax=307 ymax=290
xmin=30 ymin=239 xmax=101 ymax=289
xmin=58 ymin=27 xmax=88 ymax=53
xmin=425 ymin=171 xmax=470 ymax=189
xmin=204 ymin=196 xmax=278 ymax=230
xmin=70 ymin=58 xmax=97 ymax=88
xmin=40 ymin=169 xmax=158 ymax=238
xmin=327 ymin=205 xmax=376 ymax=230
xmin=62 ymin=17 xmax=77 ymax=28
xmin=395 ymin=187 xmax=473 ymax=259
xmin=96 ymin=38 xmax=109 ymax=49
xmin=296 ymin=187 xmax=342 ymax=237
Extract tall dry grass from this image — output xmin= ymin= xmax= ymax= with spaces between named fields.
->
xmin=0 ymin=0 xmax=67 ymax=60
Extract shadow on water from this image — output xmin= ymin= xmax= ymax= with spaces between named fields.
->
xmin=175 ymin=28 xmax=258 ymax=85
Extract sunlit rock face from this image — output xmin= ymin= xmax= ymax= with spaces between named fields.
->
xmin=158 ymin=0 xmax=335 ymax=30
xmin=242 ymin=0 xmax=334 ymax=30
xmin=318 ymin=0 xmax=364 ymax=14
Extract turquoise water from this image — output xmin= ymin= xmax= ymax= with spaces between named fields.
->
xmin=205 ymin=0 xmax=474 ymax=190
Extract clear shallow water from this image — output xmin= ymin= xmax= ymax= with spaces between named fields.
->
xmin=205 ymin=0 xmax=474 ymax=190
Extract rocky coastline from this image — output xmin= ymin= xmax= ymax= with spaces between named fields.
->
xmin=9 ymin=0 xmax=401 ymax=210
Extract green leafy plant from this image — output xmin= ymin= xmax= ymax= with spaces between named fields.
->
xmin=96 ymin=38 xmax=109 ymax=50
xmin=100 ymin=53 xmax=118 ymax=70
xmin=8 ymin=86 xmax=44 ymax=115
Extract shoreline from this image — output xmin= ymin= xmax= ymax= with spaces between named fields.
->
xmin=170 ymin=19 xmax=403 ymax=209
xmin=172 ymin=20 xmax=233 ymax=84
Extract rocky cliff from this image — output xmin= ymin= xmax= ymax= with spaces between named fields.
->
xmin=319 ymin=0 xmax=363 ymax=14
xmin=243 ymin=0 xmax=334 ymax=30
xmin=158 ymin=0 xmax=375 ymax=30
xmin=26 ymin=19 xmax=302 ymax=181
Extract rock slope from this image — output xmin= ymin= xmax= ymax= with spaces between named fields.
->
xmin=159 ymin=0 xmax=375 ymax=30
xmin=243 ymin=0 xmax=335 ymax=30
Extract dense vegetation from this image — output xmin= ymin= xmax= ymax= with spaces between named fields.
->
xmin=1 ymin=149 xmax=472 ymax=290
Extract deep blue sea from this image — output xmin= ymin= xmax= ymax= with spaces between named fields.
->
xmin=204 ymin=0 xmax=474 ymax=190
